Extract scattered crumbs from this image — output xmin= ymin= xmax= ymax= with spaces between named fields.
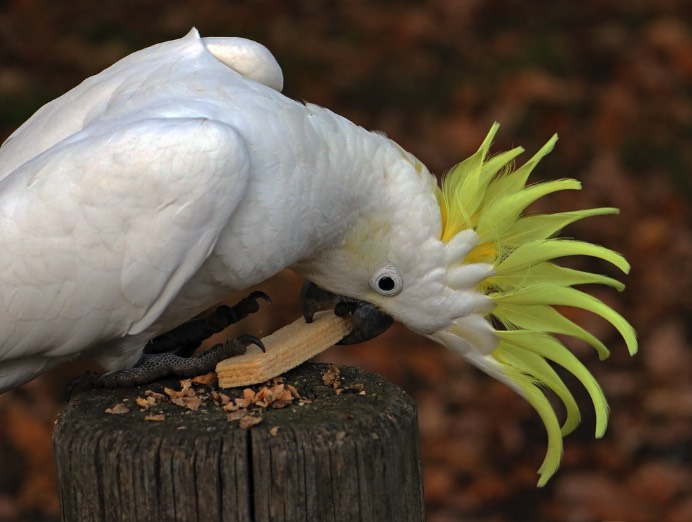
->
xmin=223 ymin=382 xmax=301 ymax=413
xmin=211 ymin=390 xmax=231 ymax=406
xmin=191 ymin=372 xmax=217 ymax=385
xmin=170 ymin=396 xmax=202 ymax=411
xmin=102 ymin=371 xmax=316 ymax=425
xmin=322 ymin=365 xmax=366 ymax=396
xmin=322 ymin=365 xmax=341 ymax=387
xmin=145 ymin=390 xmax=166 ymax=402
xmin=164 ymin=386 xmax=194 ymax=400
xmin=105 ymin=403 xmax=130 ymax=415
xmin=227 ymin=410 xmax=248 ymax=422
xmin=239 ymin=415 xmax=263 ymax=430
xmin=135 ymin=396 xmax=156 ymax=410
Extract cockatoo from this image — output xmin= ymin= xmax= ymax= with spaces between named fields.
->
xmin=0 ymin=29 xmax=636 ymax=485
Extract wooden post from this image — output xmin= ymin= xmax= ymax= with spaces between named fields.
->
xmin=53 ymin=363 xmax=424 ymax=522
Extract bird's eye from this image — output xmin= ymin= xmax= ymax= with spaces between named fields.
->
xmin=370 ymin=264 xmax=404 ymax=297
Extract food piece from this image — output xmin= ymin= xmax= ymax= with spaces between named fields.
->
xmin=216 ymin=312 xmax=352 ymax=388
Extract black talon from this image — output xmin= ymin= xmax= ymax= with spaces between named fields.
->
xmin=247 ymin=290 xmax=272 ymax=306
xmin=237 ymin=334 xmax=266 ymax=353
xmin=146 ymin=290 xmax=271 ymax=356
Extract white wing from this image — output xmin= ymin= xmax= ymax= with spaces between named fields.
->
xmin=0 ymin=28 xmax=283 ymax=182
xmin=0 ymin=116 xmax=250 ymax=371
xmin=0 ymin=29 xmax=289 ymax=392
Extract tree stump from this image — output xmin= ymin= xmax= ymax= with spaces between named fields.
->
xmin=53 ymin=363 xmax=424 ymax=522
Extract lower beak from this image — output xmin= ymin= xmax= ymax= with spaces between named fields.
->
xmin=300 ymin=281 xmax=394 ymax=344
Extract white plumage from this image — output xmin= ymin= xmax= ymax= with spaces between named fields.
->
xmin=0 ymin=28 xmax=439 ymax=391
xmin=0 ymin=29 xmax=636 ymax=484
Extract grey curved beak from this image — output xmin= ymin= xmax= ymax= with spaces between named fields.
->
xmin=300 ymin=281 xmax=394 ymax=344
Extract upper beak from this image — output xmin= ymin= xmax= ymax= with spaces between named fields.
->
xmin=300 ymin=281 xmax=394 ymax=344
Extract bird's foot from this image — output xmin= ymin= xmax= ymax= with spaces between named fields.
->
xmin=66 ymin=335 xmax=264 ymax=398
xmin=145 ymin=290 xmax=271 ymax=356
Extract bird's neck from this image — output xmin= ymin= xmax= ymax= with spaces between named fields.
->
xmin=209 ymin=104 xmax=397 ymax=288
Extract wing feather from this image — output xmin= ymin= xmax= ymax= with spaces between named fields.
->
xmin=0 ymin=116 xmax=249 ymax=366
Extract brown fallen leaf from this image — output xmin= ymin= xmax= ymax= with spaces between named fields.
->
xmin=269 ymin=426 xmax=280 ymax=437
xmin=144 ymin=414 xmax=165 ymax=422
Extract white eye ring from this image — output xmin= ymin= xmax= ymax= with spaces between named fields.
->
xmin=369 ymin=264 xmax=404 ymax=297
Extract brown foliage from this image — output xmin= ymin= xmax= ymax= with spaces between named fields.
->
xmin=0 ymin=1 xmax=690 ymax=520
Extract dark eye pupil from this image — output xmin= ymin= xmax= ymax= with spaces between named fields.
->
xmin=378 ymin=276 xmax=395 ymax=292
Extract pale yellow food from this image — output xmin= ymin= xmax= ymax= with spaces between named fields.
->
xmin=215 ymin=312 xmax=352 ymax=388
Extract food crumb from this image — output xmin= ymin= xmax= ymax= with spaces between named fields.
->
xmin=239 ymin=415 xmax=263 ymax=430
xmin=104 ymin=403 xmax=130 ymax=415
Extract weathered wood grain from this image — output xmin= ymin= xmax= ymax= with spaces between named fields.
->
xmin=53 ymin=363 xmax=424 ymax=522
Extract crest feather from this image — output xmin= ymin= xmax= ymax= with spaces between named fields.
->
xmin=437 ymin=124 xmax=637 ymax=486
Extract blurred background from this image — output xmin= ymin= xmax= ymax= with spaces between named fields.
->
xmin=0 ymin=1 xmax=690 ymax=521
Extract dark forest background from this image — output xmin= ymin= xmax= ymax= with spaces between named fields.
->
xmin=0 ymin=1 xmax=690 ymax=520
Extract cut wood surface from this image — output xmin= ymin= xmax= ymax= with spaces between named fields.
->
xmin=216 ymin=312 xmax=352 ymax=388
xmin=53 ymin=363 xmax=424 ymax=522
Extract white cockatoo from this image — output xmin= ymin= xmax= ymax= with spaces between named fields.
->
xmin=0 ymin=29 xmax=636 ymax=484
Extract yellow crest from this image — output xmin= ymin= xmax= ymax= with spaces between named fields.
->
xmin=437 ymin=123 xmax=637 ymax=485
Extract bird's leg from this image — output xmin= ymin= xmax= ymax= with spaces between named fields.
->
xmin=66 ymin=291 xmax=270 ymax=397
xmin=67 ymin=336 xmax=264 ymax=396
xmin=145 ymin=291 xmax=271 ymax=357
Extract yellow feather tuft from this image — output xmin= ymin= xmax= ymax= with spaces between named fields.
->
xmin=439 ymin=124 xmax=637 ymax=486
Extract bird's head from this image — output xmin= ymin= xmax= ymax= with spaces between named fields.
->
xmin=300 ymin=123 xmax=637 ymax=485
